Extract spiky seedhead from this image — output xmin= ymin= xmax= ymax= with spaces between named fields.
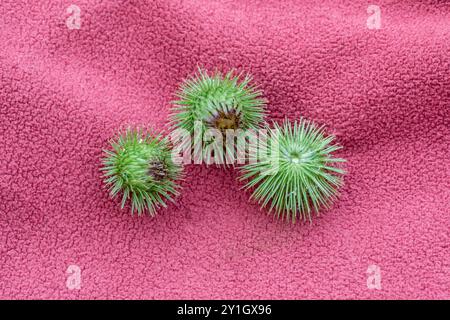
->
xmin=170 ymin=68 xmax=267 ymax=164
xmin=101 ymin=129 xmax=182 ymax=216
xmin=239 ymin=119 xmax=345 ymax=223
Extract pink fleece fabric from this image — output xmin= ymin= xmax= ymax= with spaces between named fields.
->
xmin=0 ymin=0 xmax=449 ymax=300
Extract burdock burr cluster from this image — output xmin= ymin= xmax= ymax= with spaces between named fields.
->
xmin=101 ymin=68 xmax=345 ymax=223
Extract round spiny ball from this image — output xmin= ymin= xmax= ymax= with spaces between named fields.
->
xmin=239 ymin=119 xmax=345 ymax=223
xmin=170 ymin=68 xmax=267 ymax=163
xmin=101 ymin=129 xmax=182 ymax=216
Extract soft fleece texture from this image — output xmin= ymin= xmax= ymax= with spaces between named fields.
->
xmin=0 ymin=0 xmax=449 ymax=300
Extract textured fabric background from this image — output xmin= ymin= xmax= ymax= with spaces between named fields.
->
xmin=0 ymin=0 xmax=449 ymax=299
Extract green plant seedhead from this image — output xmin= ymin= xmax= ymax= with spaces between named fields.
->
xmin=170 ymin=68 xmax=267 ymax=165
xmin=239 ymin=119 xmax=345 ymax=223
xmin=101 ymin=128 xmax=182 ymax=216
